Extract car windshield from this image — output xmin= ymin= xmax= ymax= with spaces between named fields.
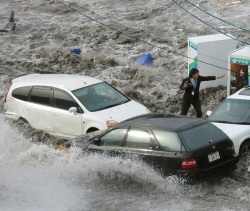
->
xmin=72 ymin=82 xmax=130 ymax=112
xmin=208 ymin=99 xmax=250 ymax=124
xmin=179 ymin=122 xmax=228 ymax=150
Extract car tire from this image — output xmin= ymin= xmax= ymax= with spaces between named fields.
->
xmin=239 ymin=141 xmax=250 ymax=157
xmin=86 ymin=128 xmax=99 ymax=133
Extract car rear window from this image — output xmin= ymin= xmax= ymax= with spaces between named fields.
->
xmin=179 ymin=122 xmax=228 ymax=150
xmin=12 ymin=86 xmax=32 ymax=101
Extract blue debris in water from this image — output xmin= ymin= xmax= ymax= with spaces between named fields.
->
xmin=70 ymin=48 xmax=81 ymax=55
xmin=137 ymin=53 xmax=153 ymax=66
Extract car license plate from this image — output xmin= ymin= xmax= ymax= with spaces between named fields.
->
xmin=208 ymin=151 xmax=220 ymax=162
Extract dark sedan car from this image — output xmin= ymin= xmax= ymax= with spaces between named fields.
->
xmin=63 ymin=113 xmax=239 ymax=182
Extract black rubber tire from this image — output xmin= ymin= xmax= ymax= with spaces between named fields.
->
xmin=239 ymin=141 xmax=250 ymax=157
xmin=86 ymin=128 xmax=99 ymax=133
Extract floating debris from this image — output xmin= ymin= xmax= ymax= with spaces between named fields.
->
xmin=0 ymin=11 xmax=16 ymax=32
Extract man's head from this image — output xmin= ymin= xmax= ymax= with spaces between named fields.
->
xmin=189 ymin=68 xmax=199 ymax=79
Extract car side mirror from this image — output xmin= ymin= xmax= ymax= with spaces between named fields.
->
xmin=69 ymin=107 xmax=77 ymax=114
xmin=93 ymin=138 xmax=101 ymax=146
xmin=206 ymin=110 xmax=212 ymax=117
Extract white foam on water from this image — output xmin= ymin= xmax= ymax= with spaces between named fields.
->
xmin=0 ymin=115 xmax=188 ymax=210
xmin=1 ymin=0 xmax=250 ymax=210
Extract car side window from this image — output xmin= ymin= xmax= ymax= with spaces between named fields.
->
xmin=29 ymin=87 xmax=51 ymax=106
xmin=153 ymin=130 xmax=182 ymax=152
xmin=53 ymin=89 xmax=83 ymax=113
xmin=126 ymin=129 xmax=151 ymax=149
xmin=100 ymin=128 xmax=127 ymax=146
xmin=12 ymin=86 xmax=32 ymax=101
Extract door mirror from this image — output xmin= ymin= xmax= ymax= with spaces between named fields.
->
xmin=69 ymin=107 xmax=77 ymax=114
xmin=93 ymin=138 xmax=101 ymax=146
xmin=206 ymin=110 xmax=212 ymax=117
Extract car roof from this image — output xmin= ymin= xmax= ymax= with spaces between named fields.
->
xmin=12 ymin=74 xmax=102 ymax=91
xmin=227 ymin=87 xmax=250 ymax=100
xmin=119 ymin=113 xmax=207 ymax=132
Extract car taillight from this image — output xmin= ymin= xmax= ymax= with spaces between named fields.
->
xmin=181 ymin=158 xmax=198 ymax=169
xmin=231 ymin=143 xmax=235 ymax=154
xmin=4 ymin=82 xmax=12 ymax=103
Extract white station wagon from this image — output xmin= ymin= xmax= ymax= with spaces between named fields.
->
xmin=3 ymin=74 xmax=150 ymax=138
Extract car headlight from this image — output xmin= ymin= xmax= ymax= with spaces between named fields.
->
xmin=106 ymin=120 xmax=118 ymax=127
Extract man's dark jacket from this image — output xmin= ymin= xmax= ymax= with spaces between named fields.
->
xmin=179 ymin=76 xmax=216 ymax=100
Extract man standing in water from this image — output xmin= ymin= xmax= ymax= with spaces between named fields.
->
xmin=179 ymin=68 xmax=225 ymax=118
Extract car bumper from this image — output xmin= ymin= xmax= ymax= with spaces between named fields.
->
xmin=4 ymin=111 xmax=20 ymax=120
xmin=177 ymin=155 xmax=239 ymax=183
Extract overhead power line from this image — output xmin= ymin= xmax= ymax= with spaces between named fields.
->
xmin=184 ymin=0 xmax=250 ymax=33
xmin=171 ymin=0 xmax=250 ymax=45
xmin=54 ymin=0 xmax=242 ymax=73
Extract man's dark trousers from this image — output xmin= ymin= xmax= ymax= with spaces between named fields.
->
xmin=180 ymin=94 xmax=202 ymax=118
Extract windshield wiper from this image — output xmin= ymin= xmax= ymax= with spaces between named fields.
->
xmin=210 ymin=120 xmax=250 ymax=125
xmin=102 ymin=103 xmax=124 ymax=110
xmin=102 ymin=101 xmax=129 ymax=110
xmin=209 ymin=120 xmax=234 ymax=124
xmin=234 ymin=122 xmax=250 ymax=125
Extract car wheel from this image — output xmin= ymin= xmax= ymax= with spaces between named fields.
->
xmin=239 ymin=141 xmax=250 ymax=157
xmin=87 ymin=128 xmax=99 ymax=133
